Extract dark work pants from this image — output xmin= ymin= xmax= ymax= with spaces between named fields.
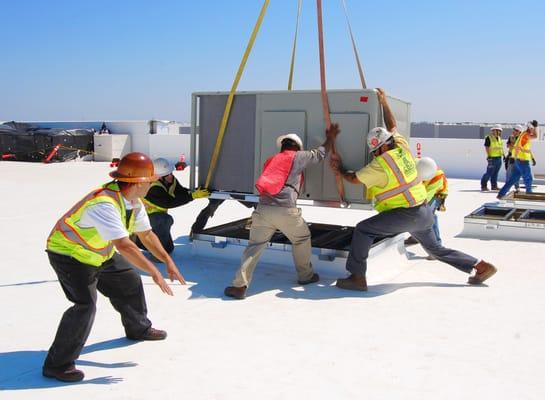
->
xmin=480 ymin=157 xmax=502 ymax=189
xmin=44 ymin=252 xmax=152 ymax=371
xmin=136 ymin=212 xmax=175 ymax=254
xmin=345 ymin=204 xmax=478 ymax=276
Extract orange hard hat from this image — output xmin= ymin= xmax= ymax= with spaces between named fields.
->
xmin=109 ymin=152 xmax=158 ymax=183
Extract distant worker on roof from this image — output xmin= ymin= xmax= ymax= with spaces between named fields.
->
xmin=330 ymin=88 xmax=497 ymax=291
xmin=137 ymin=157 xmax=210 ymax=255
xmin=504 ymin=125 xmax=524 ymax=193
xmin=497 ymin=120 xmax=539 ymax=198
xmin=224 ymin=125 xmax=340 ymax=299
xmin=43 ymin=152 xmax=186 ymax=383
xmin=480 ymin=124 xmax=504 ymax=191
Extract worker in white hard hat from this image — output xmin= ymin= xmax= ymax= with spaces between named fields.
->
xmin=405 ymin=157 xmax=448 ymax=252
xmin=224 ymin=125 xmax=340 ymax=299
xmin=330 ymin=88 xmax=497 ymax=291
xmin=138 ymin=158 xmax=210 ymax=255
xmin=504 ymin=125 xmax=524 ymax=192
xmin=480 ymin=124 xmax=504 ymax=191
xmin=498 ymin=120 xmax=539 ymax=198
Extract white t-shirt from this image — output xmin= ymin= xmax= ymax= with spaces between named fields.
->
xmin=78 ymin=197 xmax=151 ymax=241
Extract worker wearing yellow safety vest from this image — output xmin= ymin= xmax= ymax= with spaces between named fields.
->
xmin=498 ymin=120 xmax=539 ymax=198
xmin=480 ymin=124 xmax=504 ymax=191
xmin=43 ymin=152 xmax=186 ymax=383
xmin=330 ymin=88 xmax=497 ymax=291
xmin=138 ymin=158 xmax=209 ymax=254
xmin=405 ymin=157 xmax=448 ymax=251
xmin=504 ymin=125 xmax=524 ymax=192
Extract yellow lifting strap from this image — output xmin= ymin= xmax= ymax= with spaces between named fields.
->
xmin=287 ymin=0 xmax=302 ymax=90
xmin=204 ymin=0 xmax=270 ymax=189
xmin=317 ymin=0 xmax=348 ymax=207
xmin=340 ymin=0 xmax=367 ymax=89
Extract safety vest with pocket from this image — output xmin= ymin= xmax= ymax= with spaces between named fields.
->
xmin=47 ymin=182 xmax=136 ymax=267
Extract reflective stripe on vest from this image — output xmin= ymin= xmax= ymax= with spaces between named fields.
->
xmin=368 ymin=148 xmax=427 ymax=212
xmin=424 ymin=169 xmax=448 ymax=202
xmin=47 ymin=182 xmax=135 ymax=266
xmin=487 ymin=134 xmax=503 ymax=158
xmin=514 ymin=131 xmax=532 ymax=161
xmin=143 ymin=180 xmax=175 ymax=214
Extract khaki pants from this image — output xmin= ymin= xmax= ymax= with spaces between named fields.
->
xmin=232 ymin=205 xmax=314 ymax=287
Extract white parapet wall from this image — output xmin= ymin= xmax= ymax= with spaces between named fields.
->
xmin=410 ymin=138 xmax=545 ymax=180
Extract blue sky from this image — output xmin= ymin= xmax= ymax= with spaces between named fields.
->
xmin=1 ymin=0 xmax=544 ymax=123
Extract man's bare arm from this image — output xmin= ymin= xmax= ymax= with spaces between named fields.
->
xmin=376 ymin=88 xmax=397 ymax=132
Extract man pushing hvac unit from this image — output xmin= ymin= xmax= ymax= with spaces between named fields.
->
xmin=224 ymin=124 xmax=340 ymax=299
xmin=330 ymin=88 xmax=498 ymax=291
xmin=43 ymin=152 xmax=186 ymax=382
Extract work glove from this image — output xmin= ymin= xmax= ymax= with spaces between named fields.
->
xmin=532 ymin=158 xmax=537 ymax=166
xmin=192 ymin=188 xmax=210 ymax=200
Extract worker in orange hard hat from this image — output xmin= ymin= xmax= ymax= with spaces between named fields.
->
xmin=43 ymin=152 xmax=186 ymax=383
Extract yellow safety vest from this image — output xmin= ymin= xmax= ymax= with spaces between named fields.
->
xmin=142 ymin=179 xmax=177 ymax=215
xmin=424 ymin=169 xmax=448 ymax=203
xmin=508 ymin=135 xmax=518 ymax=158
xmin=514 ymin=131 xmax=532 ymax=161
xmin=367 ymin=147 xmax=428 ymax=212
xmin=487 ymin=134 xmax=504 ymax=158
xmin=47 ymin=182 xmax=136 ymax=267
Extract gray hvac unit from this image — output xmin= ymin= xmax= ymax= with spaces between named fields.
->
xmin=190 ymin=89 xmax=411 ymax=206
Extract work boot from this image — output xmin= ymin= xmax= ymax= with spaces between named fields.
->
xmin=224 ymin=286 xmax=247 ymax=299
xmin=468 ymin=261 xmax=497 ymax=285
xmin=43 ymin=365 xmax=85 ymax=382
xmin=127 ymin=327 xmax=167 ymax=341
xmin=336 ymin=274 xmax=367 ymax=291
xmin=404 ymin=236 xmax=419 ymax=247
xmin=491 ymin=186 xmax=499 ymax=191
xmin=298 ymin=273 xmax=320 ymax=285
xmin=481 ymin=186 xmax=488 ymax=192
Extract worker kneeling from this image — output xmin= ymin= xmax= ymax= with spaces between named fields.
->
xmin=224 ymin=126 xmax=339 ymax=299
xmin=44 ymin=152 xmax=186 ymax=383
xmin=331 ymin=88 xmax=497 ymax=291
xmin=138 ymin=157 xmax=209 ymax=255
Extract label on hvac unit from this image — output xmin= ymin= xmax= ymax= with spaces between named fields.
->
xmin=525 ymin=222 xmax=545 ymax=229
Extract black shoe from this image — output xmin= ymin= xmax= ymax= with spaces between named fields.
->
xmin=297 ymin=273 xmax=320 ymax=285
xmin=404 ymin=236 xmax=419 ymax=246
xmin=224 ymin=286 xmax=247 ymax=299
xmin=43 ymin=365 xmax=84 ymax=382
xmin=127 ymin=327 xmax=167 ymax=341
xmin=481 ymin=186 xmax=489 ymax=192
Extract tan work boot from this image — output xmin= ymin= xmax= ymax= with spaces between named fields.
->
xmin=224 ymin=286 xmax=247 ymax=299
xmin=468 ymin=261 xmax=497 ymax=285
xmin=336 ymin=274 xmax=367 ymax=291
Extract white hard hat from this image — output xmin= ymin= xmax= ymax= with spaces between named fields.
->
xmin=513 ymin=125 xmax=524 ymax=132
xmin=367 ymin=127 xmax=393 ymax=152
xmin=491 ymin=124 xmax=503 ymax=132
xmin=276 ymin=133 xmax=303 ymax=150
xmin=416 ymin=157 xmax=437 ymax=181
xmin=152 ymin=157 xmax=174 ymax=177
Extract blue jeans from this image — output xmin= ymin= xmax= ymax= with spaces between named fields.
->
xmin=506 ymin=161 xmax=520 ymax=190
xmin=428 ymin=197 xmax=442 ymax=246
xmin=498 ymin=159 xmax=533 ymax=197
xmin=481 ymin=157 xmax=502 ymax=189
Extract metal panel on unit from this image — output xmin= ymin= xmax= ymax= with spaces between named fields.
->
xmin=191 ymin=89 xmax=411 ymax=207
